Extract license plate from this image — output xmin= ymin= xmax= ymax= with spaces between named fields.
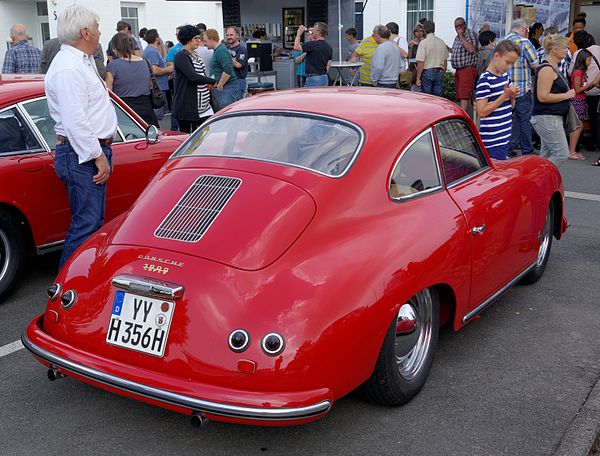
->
xmin=105 ymin=291 xmax=175 ymax=357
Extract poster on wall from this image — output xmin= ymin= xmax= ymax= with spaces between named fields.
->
xmin=468 ymin=0 xmax=570 ymax=37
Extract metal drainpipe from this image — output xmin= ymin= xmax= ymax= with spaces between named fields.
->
xmin=466 ymin=0 xmax=469 ymax=28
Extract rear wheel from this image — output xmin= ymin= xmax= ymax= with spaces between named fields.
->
xmin=0 ymin=211 xmax=26 ymax=301
xmin=522 ymin=201 xmax=554 ymax=285
xmin=365 ymin=288 xmax=440 ymax=405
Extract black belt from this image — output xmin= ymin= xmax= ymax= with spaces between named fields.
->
xmin=424 ymin=67 xmax=444 ymax=71
xmin=307 ymin=73 xmax=326 ymax=77
xmin=56 ymin=135 xmax=113 ymax=146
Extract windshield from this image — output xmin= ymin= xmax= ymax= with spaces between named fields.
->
xmin=173 ymin=113 xmax=362 ymax=177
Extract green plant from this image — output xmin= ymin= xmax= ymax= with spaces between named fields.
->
xmin=443 ymin=71 xmax=456 ymax=101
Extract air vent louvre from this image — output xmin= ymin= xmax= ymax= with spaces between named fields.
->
xmin=154 ymin=175 xmax=241 ymax=243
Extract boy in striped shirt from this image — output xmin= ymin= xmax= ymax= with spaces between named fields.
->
xmin=475 ymin=40 xmax=522 ymax=160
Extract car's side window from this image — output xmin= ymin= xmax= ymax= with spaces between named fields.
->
xmin=435 ymin=119 xmax=488 ymax=185
xmin=112 ymin=101 xmax=145 ymax=143
xmin=21 ymin=98 xmax=57 ymax=150
xmin=0 ymin=107 xmax=44 ymax=155
xmin=389 ymin=130 xmax=441 ymax=200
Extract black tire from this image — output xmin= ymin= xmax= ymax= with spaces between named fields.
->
xmin=364 ymin=288 xmax=440 ymax=406
xmin=521 ymin=201 xmax=554 ymax=285
xmin=0 ymin=211 xmax=26 ymax=301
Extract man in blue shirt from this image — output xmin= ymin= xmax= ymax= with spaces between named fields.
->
xmin=226 ymin=26 xmax=248 ymax=99
xmin=2 ymin=24 xmax=41 ymax=74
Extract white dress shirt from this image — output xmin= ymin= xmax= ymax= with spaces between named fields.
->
xmin=195 ymin=46 xmax=214 ymax=79
xmin=45 ymin=44 xmax=117 ymax=164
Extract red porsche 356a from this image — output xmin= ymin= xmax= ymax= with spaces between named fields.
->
xmin=24 ymin=88 xmax=567 ymax=426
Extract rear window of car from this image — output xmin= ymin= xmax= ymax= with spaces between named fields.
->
xmin=173 ymin=113 xmax=363 ymax=177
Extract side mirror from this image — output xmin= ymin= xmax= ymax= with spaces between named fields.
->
xmin=145 ymin=125 xmax=160 ymax=145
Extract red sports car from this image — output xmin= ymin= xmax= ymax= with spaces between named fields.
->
xmin=0 ymin=75 xmax=186 ymax=299
xmin=23 ymin=88 xmax=567 ymax=426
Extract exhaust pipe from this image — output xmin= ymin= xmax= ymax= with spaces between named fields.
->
xmin=47 ymin=367 xmax=65 ymax=381
xmin=190 ymin=412 xmax=209 ymax=428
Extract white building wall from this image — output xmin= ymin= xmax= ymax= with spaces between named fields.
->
xmin=1 ymin=0 xmax=223 ymax=71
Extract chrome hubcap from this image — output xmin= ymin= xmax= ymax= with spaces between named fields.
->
xmin=536 ymin=208 xmax=552 ymax=267
xmin=395 ymin=290 xmax=433 ymax=381
xmin=0 ymin=229 xmax=10 ymax=283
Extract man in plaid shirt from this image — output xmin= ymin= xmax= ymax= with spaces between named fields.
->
xmin=2 ymin=24 xmax=41 ymax=74
xmin=505 ymin=19 xmax=538 ymax=156
xmin=451 ymin=17 xmax=478 ymax=116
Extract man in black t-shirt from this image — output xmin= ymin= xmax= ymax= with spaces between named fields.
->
xmin=294 ymin=22 xmax=332 ymax=87
xmin=226 ymin=26 xmax=248 ymax=99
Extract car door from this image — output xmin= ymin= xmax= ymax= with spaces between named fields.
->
xmin=434 ymin=119 xmax=535 ymax=310
xmin=0 ymin=103 xmax=69 ymax=247
xmin=20 ymin=97 xmax=176 ymax=233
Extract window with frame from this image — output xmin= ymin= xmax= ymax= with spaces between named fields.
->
xmin=0 ymin=107 xmax=43 ymax=155
xmin=121 ymin=5 xmax=139 ymax=36
xmin=407 ymin=0 xmax=434 ymax=38
xmin=435 ymin=119 xmax=488 ymax=185
xmin=389 ymin=130 xmax=441 ymax=199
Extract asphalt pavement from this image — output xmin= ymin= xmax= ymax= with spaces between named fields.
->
xmin=0 ymin=141 xmax=599 ymax=456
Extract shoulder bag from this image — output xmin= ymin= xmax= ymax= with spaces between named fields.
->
xmin=145 ymin=58 xmax=165 ymax=109
xmin=548 ymin=63 xmax=582 ymax=134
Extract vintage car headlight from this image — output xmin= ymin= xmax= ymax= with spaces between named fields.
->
xmin=60 ymin=290 xmax=78 ymax=310
xmin=228 ymin=329 xmax=250 ymax=352
xmin=47 ymin=284 xmax=62 ymax=301
xmin=261 ymin=333 xmax=285 ymax=356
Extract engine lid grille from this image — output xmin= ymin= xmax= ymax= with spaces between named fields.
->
xmin=154 ymin=175 xmax=242 ymax=243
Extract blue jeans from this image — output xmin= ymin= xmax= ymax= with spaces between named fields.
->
xmin=304 ymin=74 xmax=329 ymax=87
xmin=212 ymin=80 xmax=241 ymax=111
xmin=54 ymin=141 xmax=112 ymax=269
xmin=486 ymin=144 xmax=508 ymax=160
xmin=509 ymin=91 xmax=534 ymax=155
xmin=238 ymin=78 xmax=247 ymax=99
xmin=420 ymin=69 xmax=444 ymax=97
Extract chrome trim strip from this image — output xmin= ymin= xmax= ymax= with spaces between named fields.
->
xmin=21 ymin=333 xmax=331 ymax=421
xmin=36 ymin=240 xmax=64 ymax=255
xmin=172 ymin=110 xmax=365 ymax=179
xmin=112 ymin=274 xmax=185 ymax=300
xmin=462 ymin=262 xmax=536 ymax=323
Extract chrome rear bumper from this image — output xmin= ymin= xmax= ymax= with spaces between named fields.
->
xmin=21 ymin=333 xmax=331 ymax=421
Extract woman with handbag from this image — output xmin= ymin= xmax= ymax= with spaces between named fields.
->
xmin=105 ymin=32 xmax=158 ymax=127
xmin=143 ymin=29 xmax=173 ymax=121
xmin=530 ymin=34 xmax=576 ymax=167
xmin=173 ymin=25 xmax=216 ymax=133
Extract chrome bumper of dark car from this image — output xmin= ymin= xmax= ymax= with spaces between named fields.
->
xmin=21 ymin=333 xmax=331 ymax=421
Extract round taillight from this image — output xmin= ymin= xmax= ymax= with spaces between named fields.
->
xmin=261 ymin=333 xmax=285 ymax=356
xmin=47 ymin=284 xmax=62 ymax=301
xmin=228 ymin=329 xmax=249 ymax=352
xmin=60 ymin=290 xmax=77 ymax=310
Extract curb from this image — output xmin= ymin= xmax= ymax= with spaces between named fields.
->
xmin=554 ymin=375 xmax=600 ymax=456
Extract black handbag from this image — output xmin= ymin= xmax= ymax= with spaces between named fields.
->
xmin=145 ymin=59 xmax=164 ymax=109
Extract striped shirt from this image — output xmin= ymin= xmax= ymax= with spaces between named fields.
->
xmin=505 ymin=32 xmax=538 ymax=95
xmin=475 ymin=71 xmax=513 ymax=149
xmin=189 ymin=52 xmax=213 ymax=117
xmin=354 ymin=35 xmax=379 ymax=85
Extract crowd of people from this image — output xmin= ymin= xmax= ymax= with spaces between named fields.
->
xmin=4 ymin=11 xmax=600 ymax=167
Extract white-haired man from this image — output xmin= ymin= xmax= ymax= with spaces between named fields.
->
xmin=45 ymin=4 xmax=117 ymax=269
xmin=2 ymin=24 xmax=41 ymax=73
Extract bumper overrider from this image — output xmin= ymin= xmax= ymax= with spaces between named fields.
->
xmin=22 ymin=315 xmax=331 ymax=424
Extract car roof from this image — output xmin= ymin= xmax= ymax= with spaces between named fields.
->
xmin=0 ymin=75 xmax=45 ymax=107
xmin=219 ymin=87 xmax=467 ymax=136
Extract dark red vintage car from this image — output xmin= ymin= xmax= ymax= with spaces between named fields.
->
xmin=0 ymin=75 xmax=186 ymax=299
xmin=24 ymin=87 xmax=567 ymax=426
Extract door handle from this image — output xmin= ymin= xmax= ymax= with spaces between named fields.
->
xmin=471 ymin=224 xmax=486 ymax=236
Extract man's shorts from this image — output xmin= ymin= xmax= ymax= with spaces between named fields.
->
xmin=455 ymin=65 xmax=478 ymax=100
